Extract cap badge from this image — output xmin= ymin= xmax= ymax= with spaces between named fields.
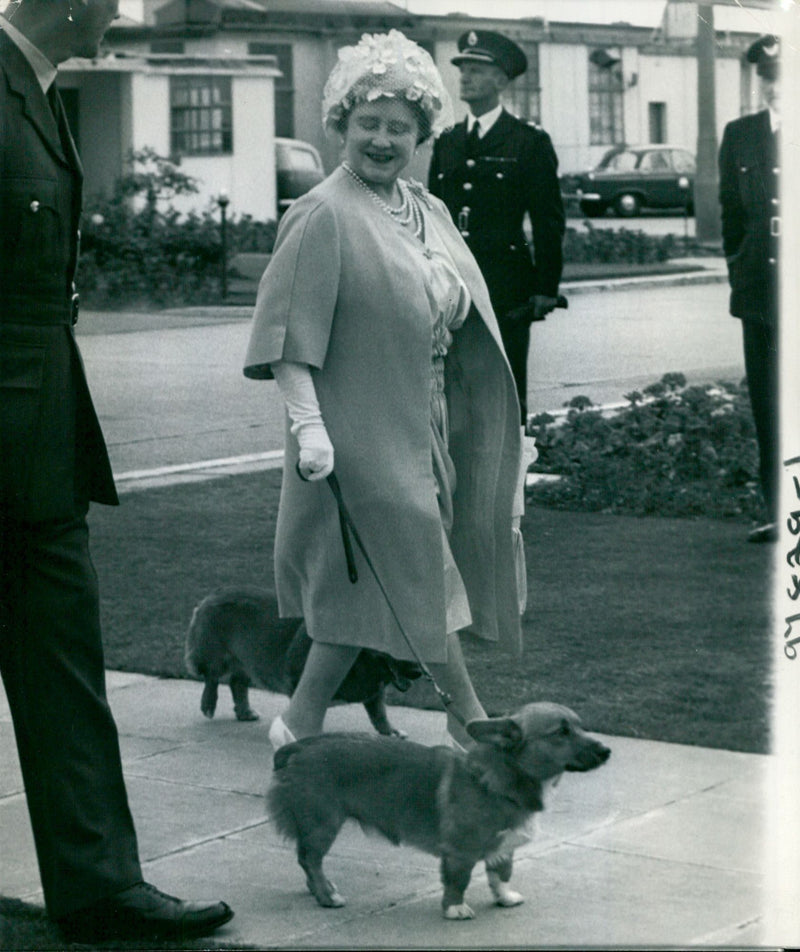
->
xmin=467 ymin=31 xmax=478 ymax=47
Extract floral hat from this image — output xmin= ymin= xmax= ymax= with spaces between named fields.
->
xmin=322 ymin=30 xmax=455 ymax=139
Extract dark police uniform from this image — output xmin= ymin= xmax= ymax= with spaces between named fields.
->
xmin=429 ymin=31 xmax=565 ymax=420
xmin=0 ymin=24 xmax=143 ymax=918
xmin=718 ymin=35 xmax=780 ymax=529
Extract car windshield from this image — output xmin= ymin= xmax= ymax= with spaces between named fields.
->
xmin=277 ymin=145 xmax=321 ymax=172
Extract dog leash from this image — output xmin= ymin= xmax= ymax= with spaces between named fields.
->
xmin=296 ymin=463 xmax=465 ymax=726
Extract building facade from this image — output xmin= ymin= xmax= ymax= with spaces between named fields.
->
xmin=50 ymin=0 xmax=767 ymax=218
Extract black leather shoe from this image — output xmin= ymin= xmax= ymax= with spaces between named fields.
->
xmin=56 ymin=882 xmax=234 ymax=943
xmin=748 ymin=522 xmax=778 ymax=543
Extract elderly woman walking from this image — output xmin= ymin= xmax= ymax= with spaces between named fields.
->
xmin=244 ymin=30 xmax=522 ymax=750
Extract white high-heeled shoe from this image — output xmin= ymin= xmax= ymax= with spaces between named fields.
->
xmin=268 ymin=714 xmax=296 ymax=750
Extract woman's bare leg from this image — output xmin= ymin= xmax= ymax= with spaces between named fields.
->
xmin=281 ymin=641 xmax=361 ymax=739
xmin=427 ymin=631 xmax=485 ymax=748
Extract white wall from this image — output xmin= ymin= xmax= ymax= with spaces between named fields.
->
xmin=126 ymin=71 xmax=276 ymax=220
xmin=541 ymin=43 xmax=591 ymax=173
xmin=229 ymin=75 xmax=276 ymax=220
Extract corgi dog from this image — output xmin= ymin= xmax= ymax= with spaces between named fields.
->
xmin=267 ymin=701 xmax=610 ymax=919
xmin=185 ymin=587 xmax=420 ymax=734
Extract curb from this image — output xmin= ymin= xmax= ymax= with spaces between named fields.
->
xmin=562 ymin=267 xmax=727 ymax=295
xmin=188 ymin=264 xmax=728 ymax=313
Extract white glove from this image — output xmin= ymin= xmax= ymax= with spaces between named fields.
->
xmin=271 ymin=360 xmax=334 ymax=481
xmin=296 ymin=421 xmax=334 ymax=481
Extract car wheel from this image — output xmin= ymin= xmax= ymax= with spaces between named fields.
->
xmin=580 ymin=200 xmax=606 ymax=218
xmin=614 ymin=193 xmax=641 ymax=217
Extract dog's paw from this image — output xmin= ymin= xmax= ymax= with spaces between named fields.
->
xmin=487 ymin=871 xmax=524 ymax=907
xmin=315 ymin=881 xmax=346 ymax=908
xmin=234 ymin=707 xmax=260 ymax=721
xmin=493 ymin=885 xmax=524 ymax=908
xmin=443 ymin=903 xmax=475 ymax=920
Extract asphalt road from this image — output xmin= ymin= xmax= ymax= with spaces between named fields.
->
xmin=76 ymin=279 xmax=742 ymax=477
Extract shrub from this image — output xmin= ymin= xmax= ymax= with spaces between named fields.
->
xmin=527 ymin=373 xmax=765 ymax=521
xmin=562 ymin=219 xmax=677 ymax=264
xmin=78 ymin=148 xmax=277 ymax=308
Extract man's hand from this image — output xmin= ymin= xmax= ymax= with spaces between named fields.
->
xmin=507 ymin=295 xmax=560 ymax=325
xmin=531 ymin=294 xmax=558 ymax=320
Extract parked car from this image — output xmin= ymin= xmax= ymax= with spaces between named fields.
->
xmin=561 ymin=145 xmax=695 ymax=217
xmin=276 ymin=137 xmax=325 ymax=215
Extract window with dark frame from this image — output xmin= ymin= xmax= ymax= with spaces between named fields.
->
xmin=588 ymin=47 xmax=624 ymax=146
xmin=248 ymin=42 xmax=294 ymax=138
xmin=502 ymin=41 xmax=541 ymax=124
xmin=648 ymin=101 xmax=667 ymax=143
xmin=170 ymin=75 xmax=232 ymax=156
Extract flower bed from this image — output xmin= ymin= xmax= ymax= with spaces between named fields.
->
xmin=527 ymin=373 xmax=765 ymax=521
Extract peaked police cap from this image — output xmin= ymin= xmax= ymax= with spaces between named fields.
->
xmin=746 ymin=34 xmax=779 ymax=80
xmin=451 ymin=30 xmax=527 ymax=80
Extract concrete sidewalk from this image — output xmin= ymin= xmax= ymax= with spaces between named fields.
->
xmin=1 ymin=671 xmax=777 ymax=949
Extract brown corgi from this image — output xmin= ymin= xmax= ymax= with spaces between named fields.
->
xmin=267 ymin=701 xmax=610 ymax=919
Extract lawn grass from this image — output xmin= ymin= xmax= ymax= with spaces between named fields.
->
xmin=88 ymin=469 xmax=772 ymax=754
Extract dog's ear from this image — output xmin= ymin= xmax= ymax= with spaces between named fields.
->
xmin=466 ymin=716 xmax=524 ymax=750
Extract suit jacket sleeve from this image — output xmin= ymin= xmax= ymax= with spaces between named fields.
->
xmin=428 ymin=136 xmax=441 ymax=196
xmin=718 ymin=121 xmax=745 ymax=262
xmin=524 ymin=128 xmax=565 ymax=298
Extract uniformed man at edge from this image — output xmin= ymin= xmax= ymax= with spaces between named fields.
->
xmin=718 ymin=34 xmax=781 ymax=543
xmin=1 ymin=0 xmax=233 ymax=941
xmin=429 ymin=29 xmax=565 ymax=423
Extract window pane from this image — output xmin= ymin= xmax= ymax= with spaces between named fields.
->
xmin=588 ymin=49 xmax=624 ymax=145
xmin=170 ymin=76 xmax=233 ymax=156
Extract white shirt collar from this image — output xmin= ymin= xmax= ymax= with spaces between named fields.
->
xmin=0 ymin=13 xmax=58 ymax=94
xmin=467 ymin=103 xmax=504 ymax=137
xmin=768 ymin=107 xmax=780 ymax=133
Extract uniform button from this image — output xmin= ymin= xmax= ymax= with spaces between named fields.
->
xmin=30 ymin=200 xmax=40 ymax=213
xmin=496 ymin=172 xmax=504 ymax=179
xmin=510 ymin=244 xmax=517 ymax=251
xmin=773 ymin=167 xmax=780 ymax=174
xmin=463 ymin=182 xmax=473 ymax=191
xmin=769 ymin=257 xmax=776 ymax=265
xmin=466 ymin=159 xmax=476 ymax=168
xmin=437 ymin=172 xmax=444 ymax=180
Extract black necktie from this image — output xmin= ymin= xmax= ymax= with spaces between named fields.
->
xmin=466 ymin=120 xmax=481 ymax=156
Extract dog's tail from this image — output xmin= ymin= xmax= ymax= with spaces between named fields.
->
xmin=266 ymin=747 xmax=305 ymax=842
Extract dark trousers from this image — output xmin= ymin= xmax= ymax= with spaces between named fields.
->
xmin=741 ymin=320 xmax=779 ymax=523
xmin=497 ymin=315 xmax=530 ymax=423
xmin=473 ymin=250 xmax=536 ymax=426
xmin=0 ymin=509 xmax=142 ymax=917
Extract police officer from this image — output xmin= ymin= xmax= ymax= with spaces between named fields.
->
xmin=429 ymin=30 xmax=565 ymax=422
xmin=718 ymin=35 xmax=781 ymax=542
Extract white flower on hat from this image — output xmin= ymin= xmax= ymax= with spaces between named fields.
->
xmin=322 ymin=29 xmax=455 ymax=138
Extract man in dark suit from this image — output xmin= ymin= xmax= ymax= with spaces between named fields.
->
xmin=429 ymin=30 xmax=565 ymax=422
xmin=718 ymin=35 xmax=781 ymax=543
xmin=0 ymin=0 xmax=233 ymax=941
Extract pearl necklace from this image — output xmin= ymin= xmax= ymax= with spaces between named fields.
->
xmin=342 ymin=162 xmax=423 ymax=239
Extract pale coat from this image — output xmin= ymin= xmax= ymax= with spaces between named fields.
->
xmin=244 ymin=167 xmax=521 ymax=663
